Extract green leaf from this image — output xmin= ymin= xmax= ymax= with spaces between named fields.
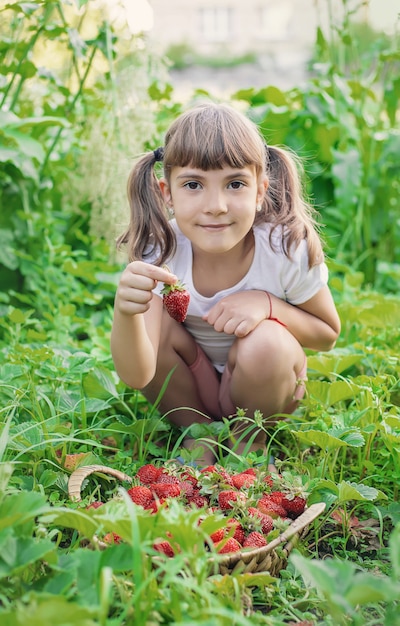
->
xmin=148 ymin=80 xmax=173 ymax=102
xmin=38 ymin=469 xmax=59 ymax=489
xmin=0 ymin=537 xmax=55 ymax=578
xmin=307 ymin=350 xmax=364 ymax=376
xmin=0 ymin=111 xmax=70 ymax=129
xmin=43 ymin=569 xmax=76 ymax=596
xmin=384 ymin=76 xmax=400 ymax=126
xmin=0 ymin=463 xmax=13 ymax=499
xmin=332 ymin=148 xmax=362 ymax=207
xmin=67 ymin=27 xmax=87 ymax=58
xmin=69 ymin=549 xmax=103 ymax=607
xmin=382 ymin=415 xmax=400 ymax=431
xmin=0 ymin=596 xmax=97 ymax=626
xmin=107 ymin=418 xmax=168 ymax=438
xmin=250 ymin=86 xmax=288 ymax=107
xmin=0 ymin=229 xmax=18 ymax=270
xmin=0 ymin=492 xmax=50 ymax=532
xmin=291 ymin=553 xmax=399 ymax=608
xmin=306 ymin=380 xmax=360 ymax=404
xmin=290 ymin=554 xmax=355 ymax=613
xmin=337 ymin=481 xmax=383 ymax=503
xmin=6 ymin=3 xmax=40 ymax=17
xmin=83 ymin=366 xmax=119 ymax=400
xmin=57 ymin=389 xmax=111 ymax=414
xmin=73 ymin=0 xmax=91 ymax=9
xmin=345 ymin=572 xmax=400 ymax=605
xmin=98 ymin=543 xmax=139 ymax=572
xmin=315 ymin=26 xmax=329 ymax=57
xmin=329 ymin=428 xmax=365 ymax=447
xmin=308 ymin=487 xmax=338 ymax=509
xmin=1 ymin=127 xmax=45 ymax=163
xmin=389 ymin=523 xmax=400 ymax=581
xmin=39 ymin=508 xmax=100 ymax=539
xmin=313 ymin=124 xmax=340 ymax=163
xmin=9 ymin=308 xmax=27 ymax=324
xmin=357 ymin=301 xmax=400 ymax=328
xmin=0 ymin=145 xmax=39 ymax=181
xmin=293 ymin=429 xmax=350 ymax=452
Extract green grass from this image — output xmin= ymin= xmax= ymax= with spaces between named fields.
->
xmin=0 ymin=260 xmax=399 ymax=625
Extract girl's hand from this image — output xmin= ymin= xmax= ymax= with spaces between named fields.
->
xmin=114 ymin=261 xmax=177 ymax=317
xmin=203 ymin=291 xmax=270 ymax=337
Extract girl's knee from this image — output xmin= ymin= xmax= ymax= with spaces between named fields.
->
xmin=230 ymin=321 xmax=301 ymax=375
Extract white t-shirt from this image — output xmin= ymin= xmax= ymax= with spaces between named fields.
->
xmin=149 ymin=220 xmax=328 ymax=372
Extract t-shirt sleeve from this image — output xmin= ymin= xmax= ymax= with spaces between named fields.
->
xmin=282 ymin=240 xmax=329 ymax=304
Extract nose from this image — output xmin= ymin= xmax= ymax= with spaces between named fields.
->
xmin=205 ymin=189 xmax=228 ymax=215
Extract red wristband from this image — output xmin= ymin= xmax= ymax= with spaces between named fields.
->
xmin=265 ymin=291 xmax=288 ymax=328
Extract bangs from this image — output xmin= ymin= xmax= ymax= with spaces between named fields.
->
xmin=163 ymin=104 xmax=265 ymax=173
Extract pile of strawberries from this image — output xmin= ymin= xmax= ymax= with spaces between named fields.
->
xmin=95 ymin=463 xmax=308 ymax=556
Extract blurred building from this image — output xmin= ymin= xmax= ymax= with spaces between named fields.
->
xmin=148 ymin=0 xmax=322 ymax=92
xmin=147 ymin=0 xmax=396 ymax=54
xmin=148 ymin=0 xmax=319 ymax=55
xmin=146 ymin=1 xmax=397 ymax=94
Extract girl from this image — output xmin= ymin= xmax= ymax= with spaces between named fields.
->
xmin=111 ymin=102 xmax=341 ymax=463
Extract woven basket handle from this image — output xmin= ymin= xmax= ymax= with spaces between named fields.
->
xmin=266 ymin=502 xmax=326 ymax=550
xmin=68 ymin=464 xmax=132 ymax=502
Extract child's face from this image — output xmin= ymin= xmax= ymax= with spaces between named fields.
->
xmin=160 ymin=165 xmax=267 ymax=256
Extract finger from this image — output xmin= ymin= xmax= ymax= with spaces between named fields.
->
xmin=203 ymin=305 xmax=220 ymax=326
xmin=118 ymin=283 xmax=154 ymax=305
xmin=211 ymin=315 xmax=229 ymax=333
xmin=233 ymin=321 xmax=251 ymax=337
xmin=116 ymin=293 xmax=153 ymax=317
xmin=127 ymin=261 xmax=178 ymax=285
xmin=120 ymin=272 xmax=156 ymax=294
xmin=223 ymin=318 xmax=246 ymax=336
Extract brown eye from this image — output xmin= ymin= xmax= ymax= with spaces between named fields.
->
xmin=184 ymin=181 xmax=202 ymax=190
xmin=228 ymin=181 xmax=245 ymax=189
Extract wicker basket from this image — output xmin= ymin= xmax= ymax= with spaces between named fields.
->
xmin=68 ymin=464 xmax=132 ymax=501
xmin=213 ymin=501 xmax=325 ymax=576
xmin=68 ymin=464 xmax=325 ymax=576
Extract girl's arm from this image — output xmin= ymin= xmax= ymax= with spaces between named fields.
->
xmin=204 ymin=286 xmax=340 ymax=352
xmin=267 ymin=286 xmax=341 ymax=351
xmin=111 ymin=262 xmax=177 ymax=389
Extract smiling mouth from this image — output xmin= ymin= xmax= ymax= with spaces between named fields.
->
xmin=200 ymin=224 xmax=231 ymax=229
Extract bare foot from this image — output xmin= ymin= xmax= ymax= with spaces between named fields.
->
xmin=268 ymin=461 xmax=278 ymax=474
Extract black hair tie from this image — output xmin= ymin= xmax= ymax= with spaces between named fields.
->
xmin=153 ymin=147 xmax=164 ymax=162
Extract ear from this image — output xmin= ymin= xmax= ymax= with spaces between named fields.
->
xmin=159 ymin=178 xmax=173 ymax=206
xmin=256 ymin=176 xmax=268 ymax=205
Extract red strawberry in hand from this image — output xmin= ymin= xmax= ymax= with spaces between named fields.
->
xmin=161 ymin=280 xmax=190 ymax=323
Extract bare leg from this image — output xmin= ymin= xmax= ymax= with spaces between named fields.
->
xmin=142 ymin=311 xmax=211 ymax=426
xmin=141 ymin=310 xmax=218 ymax=464
xmin=226 ymin=320 xmax=306 ymax=459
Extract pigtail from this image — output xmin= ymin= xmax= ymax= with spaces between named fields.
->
xmin=116 ymin=152 xmax=176 ymax=265
xmin=261 ymin=145 xmax=324 ymax=268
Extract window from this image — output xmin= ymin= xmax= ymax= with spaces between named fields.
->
xmin=199 ymin=7 xmax=233 ymax=42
